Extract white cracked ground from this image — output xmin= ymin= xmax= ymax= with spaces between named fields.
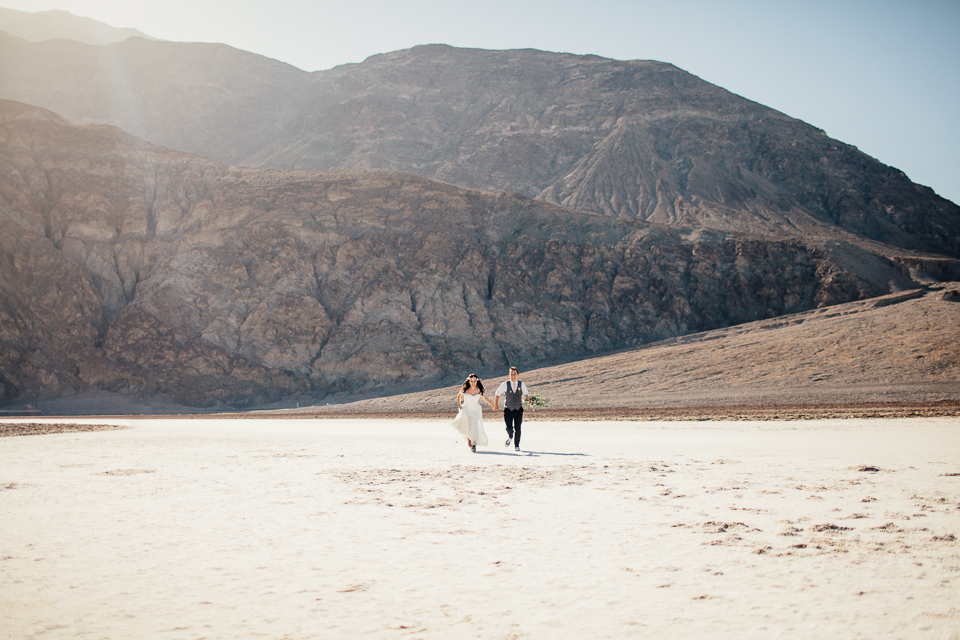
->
xmin=1 ymin=417 xmax=959 ymax=639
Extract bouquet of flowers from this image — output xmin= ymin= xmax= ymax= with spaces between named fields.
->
xmin=523 ymin=393 xmax=548 ymax=411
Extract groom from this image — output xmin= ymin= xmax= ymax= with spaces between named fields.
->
xmin=493 ymin=367 xmax=531 ymax=452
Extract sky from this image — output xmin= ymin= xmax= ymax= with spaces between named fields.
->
xmin=1 ymin=0 xmax=958 ymax=205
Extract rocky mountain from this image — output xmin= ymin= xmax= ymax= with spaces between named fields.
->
xmin=275 ymin=46 xmax=960 ymax=258
xmin=0 ymin=8 xmax=153 ymax=45
xmin=0 ymin=100 xmax=932 ymax=408
xmin=1 ymin=34 xmax=957 ymax=257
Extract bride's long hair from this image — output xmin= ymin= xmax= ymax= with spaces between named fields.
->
xmin=461 ymin=374 xmax=484 ymax=394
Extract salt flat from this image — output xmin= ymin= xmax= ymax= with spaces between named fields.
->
xmin=2 ymin=417 xmax=959 ymax=639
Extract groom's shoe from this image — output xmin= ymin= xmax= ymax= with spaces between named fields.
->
xmin=515 ymin=445 xmax=520 ymax=451
xmin=505 ymin=438 xmax=512 ymax=447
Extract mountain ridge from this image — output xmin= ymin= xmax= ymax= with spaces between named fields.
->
xmin=0 ymin=8 xmax=154 ymax=45
xmin=1 ymin=36 xmax=956 ymax=257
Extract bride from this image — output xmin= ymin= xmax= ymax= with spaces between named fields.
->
xmin=451 ymin=374 xmax=495 ymax=452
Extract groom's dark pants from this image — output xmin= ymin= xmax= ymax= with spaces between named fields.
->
xmin=504 ymin=408 xmax=523 ymax=446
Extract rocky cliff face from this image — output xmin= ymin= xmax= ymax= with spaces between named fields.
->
xmin=0 ymin=101 xmax=928 ymax=407
xmin=2 ymin=38 xmax=957 ymax=258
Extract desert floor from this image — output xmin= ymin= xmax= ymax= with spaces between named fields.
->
xmin=2 ymin=417 xmax=959 ymax=639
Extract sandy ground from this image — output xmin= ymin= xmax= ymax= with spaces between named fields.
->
xmin=2 ymin=416 xmax=959 ymax=639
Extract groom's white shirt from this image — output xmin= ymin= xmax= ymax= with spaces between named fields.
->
xmin=494 ymin=380 xmax=530 ymax=398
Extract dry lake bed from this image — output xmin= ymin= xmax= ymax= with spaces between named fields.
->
xmin=2 ymin=417 xmax=959 ymax=639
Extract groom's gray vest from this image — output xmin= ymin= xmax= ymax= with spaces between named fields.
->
xmin=504 ymin=381 xmax=524 ymax=411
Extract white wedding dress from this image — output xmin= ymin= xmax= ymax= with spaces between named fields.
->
xmin=451 ymin=393 xmax=488 ymax=446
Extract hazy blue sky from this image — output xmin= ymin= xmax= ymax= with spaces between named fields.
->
xmin=2 ymin=0 xmax=958 ymax=205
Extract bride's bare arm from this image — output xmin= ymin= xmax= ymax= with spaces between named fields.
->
xmin=481 ymin=394 xmax=496 ymax=408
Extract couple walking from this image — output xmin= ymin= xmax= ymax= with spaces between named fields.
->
xmin=451 ymin=367 xmax=531 ymax=453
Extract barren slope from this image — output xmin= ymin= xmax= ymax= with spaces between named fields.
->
xmin=304 ymin=287 xmax=960 ymax=416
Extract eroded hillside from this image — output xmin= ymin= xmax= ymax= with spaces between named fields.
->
xmin=0 ymin=101 xmax=932 ymax=407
